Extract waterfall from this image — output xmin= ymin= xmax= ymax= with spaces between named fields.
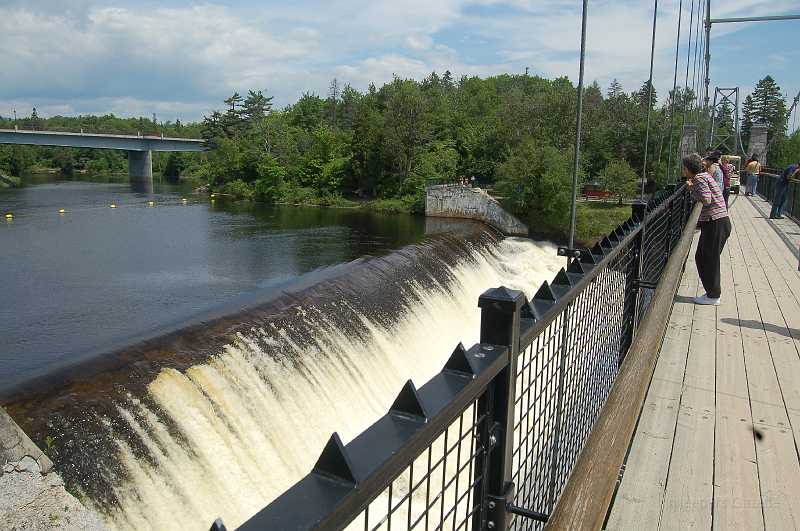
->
xmin=10 ymin=236 xmax=564 ymax=530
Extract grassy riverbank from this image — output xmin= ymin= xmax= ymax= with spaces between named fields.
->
xmin=575 ymin=202 xmax=632 ymax=245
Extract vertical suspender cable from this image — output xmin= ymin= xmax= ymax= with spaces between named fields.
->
xmin=566 ymin=0 xmax=589 ymax=260
xmin=704 ymin=0 xmax=711 ymax=110
xmin=681 ymin=0 xmax=697 ymax=132
xmin=640 ymin=0 xmax=659 ymax=199
xmin=691 ymin=2 xmax=702 ymax=117
xmin=664 ymin=0 xmax=684 ymax=184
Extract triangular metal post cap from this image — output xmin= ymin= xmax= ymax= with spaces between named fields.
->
xmin=209 ymin=519 xmax=228 ymax=531
xmin=553 ymin=268 xmax=573 ymax=287
xmin=444 ymin=343 xmax=476 ymax=377
xmin=520 ymin=299 xmax=536 ymax=321
xmin=601 ymin=236 xmax=614 ymax=249
xmin=390 ymin=380 xmax=429 ymax=421
xmin=591 ymin=242 xmax=606 ymax=256
xmin=531 ymin=281 xmax=557 ymax=318
xmin=614 ymin=226 xmax=626 ymax=239
xmin=567 ymin=258 xmax=587 ymax=274
xmin=313 ymin=433 xmax=359 ymax=485
xmin=533 ymin=280 xmax=556 ymax=302
xmin=580 ymin=249 xmax=597 ymax=264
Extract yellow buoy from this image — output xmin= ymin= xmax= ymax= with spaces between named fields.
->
xmin=181 ymin=197 xmax=188 ymax=202
xmin=147 ymin=201 xmax=155 ymax=207
xmin=4 ymin=213 xmax=13 ymax=219
xmin=210 ymin=193 xmax=216 ymax=198
xmin=110 ymin=203 xmax=117 ymax=209
xmin=58 ymin=208 xmax=65 ymax=214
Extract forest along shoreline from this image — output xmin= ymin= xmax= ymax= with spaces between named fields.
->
xmin=3 ymin=74 xmax=794 ymax=246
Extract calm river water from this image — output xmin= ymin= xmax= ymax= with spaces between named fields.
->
xmin=0 ymin=174 xmax=448 ymax=395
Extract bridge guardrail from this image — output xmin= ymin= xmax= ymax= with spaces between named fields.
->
xmin=756 ymin=171 xmax=800 ymax=222
xmin=210 ymin=184 xmax=694 ymax=531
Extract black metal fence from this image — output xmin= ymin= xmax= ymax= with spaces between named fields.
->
xmin=757 ymin=171 xmax=797 ymax=220
xmin=211 ymin=184 xmax=693 ymax=531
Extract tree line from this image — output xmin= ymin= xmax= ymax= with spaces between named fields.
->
xmin=2 ymin=73 xmax=797 ymax=239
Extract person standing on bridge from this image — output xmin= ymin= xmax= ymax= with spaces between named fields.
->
xmin=770 ymin=161 xmax=800 ymax=219
xmin=684 ymin=153 xmax=731 ymax=306
xmin=720 ymin=154 xmax=732 ymax=207
xmin=744 ymin=154 xmax=761 ymax=196
xmin=703 ymin=151 xmax=724 ymax=197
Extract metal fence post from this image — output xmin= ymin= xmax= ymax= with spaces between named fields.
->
xmin=620 ymin=202 xmax=647 ymax=360
xmin=664 ymin=184 xmax=676 ymax=259
xmin=473 ymin=287 xmax=525 ymax=531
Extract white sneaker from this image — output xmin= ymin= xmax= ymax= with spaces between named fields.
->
xmin=694 ymin=294 xmax=721 ymax=306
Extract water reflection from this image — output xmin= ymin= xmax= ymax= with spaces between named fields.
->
xmin=0 ymin=173 xmax=483 ymax=392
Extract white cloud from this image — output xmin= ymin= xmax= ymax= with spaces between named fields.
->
xmin=406 ymin=34 xmax=434 ymax=50
xmin=0 ymin=0 xmax=796 ymax=120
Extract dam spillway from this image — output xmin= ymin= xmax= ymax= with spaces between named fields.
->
xmin=3 ymin=234 xmax=563 ymax=531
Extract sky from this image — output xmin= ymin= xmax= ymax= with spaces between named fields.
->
xmin=0 ymin=0 xmax=798 ymax=126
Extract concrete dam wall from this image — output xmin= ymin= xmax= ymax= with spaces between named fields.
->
xmin=425 ymin=184 xmax=528 ymax=236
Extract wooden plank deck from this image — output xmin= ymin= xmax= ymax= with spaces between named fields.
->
xmin=606 ymin=194 xmax=800 ymax=531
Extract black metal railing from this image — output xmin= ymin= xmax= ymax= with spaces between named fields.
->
xmin=757 ymin=171 xmax=799 ymax=221
xmin=211 ymin=185 xmax=693 ymax=531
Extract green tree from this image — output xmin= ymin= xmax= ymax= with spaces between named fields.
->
xmin=495 ymin=140 xmax=573 ymax=234
xmin=242 ymin=90 xmax=273 ymax=124
xmin=743 ymin=76 xmax=787 ymax=158
xmin=634 ymin=80 xmax=657 ymax=110
xmin=600 ymin=159 xmax=638 ymax=204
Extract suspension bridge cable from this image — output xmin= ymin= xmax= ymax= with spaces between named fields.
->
xmin=691 ymin=0 xmax=702 ymax=116
xmin=680 ymin=0 xmax=697 ymax=141
xmin=697 ymin=0 xmax=709 ymax=139
xmin=664 ymin=0 xmax=685 ymax=184
xmin=640 ymin=0 xmax=659 ymax=199
xmin=566 ymin=0 xmax=589 ymax=258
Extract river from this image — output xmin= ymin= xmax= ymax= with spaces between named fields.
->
xmin=0 ymin=173 xmax=432 ymax=395
xmin=0 ymin=172 xmax=564 ymax=530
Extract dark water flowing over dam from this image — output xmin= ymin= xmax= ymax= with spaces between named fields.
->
xmin=1 ymin=175 xmax=564 ymax=530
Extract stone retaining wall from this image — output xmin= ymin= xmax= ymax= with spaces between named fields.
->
xmin=1 ymin=407 xmax=107 ymax=530
xmin=425 ymin=184 xmax=528 ymax=236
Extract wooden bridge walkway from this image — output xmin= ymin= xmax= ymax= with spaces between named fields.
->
xmin=606 ymin=194 xmax=800 ymax=530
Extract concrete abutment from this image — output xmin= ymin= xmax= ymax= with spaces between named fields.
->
xmin=127 ymin=150 xmax=153 ymax=182
xmin=425 ymin=184 xmax=528 ymax=236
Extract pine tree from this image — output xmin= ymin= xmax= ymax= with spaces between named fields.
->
xmin=327 ymin=78 xmax=340 ymax=128
xmin=442 ymin=70 xmax=454 ymax=89
xmin=607 ymin=79 xmax=624 ymax=100
xmin=222 ymin=92 xmax=245 ymax=136
xmin=748 ymin=76 xmax=787 ymax=152
xmin=242 ymin=90 xmax=273 ymax=124
xmin=634 ymin=80 xmax=657 ymax=110
xmin=713 ymin=99 xmax=736 ymax=153
xmin=742 ymin=94 xmax=754 ymax=144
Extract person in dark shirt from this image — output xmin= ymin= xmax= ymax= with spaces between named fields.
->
xmin=770 ymin=161 xmax=800 ymax=219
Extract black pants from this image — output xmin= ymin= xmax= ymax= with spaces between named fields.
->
xmin=695 ymin=217 xmax=732 ymax=298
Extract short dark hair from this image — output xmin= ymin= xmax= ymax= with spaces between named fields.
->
xmin=683 ymin=153 xmax=704 ymax=175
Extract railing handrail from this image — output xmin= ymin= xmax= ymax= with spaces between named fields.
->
xmin=237 ymin=342 xmax=509 ymax=530
xmin=212 ymin=183 xmax=694 ymax=531
xmin=518 ymin=184 xmax=686 ymax=351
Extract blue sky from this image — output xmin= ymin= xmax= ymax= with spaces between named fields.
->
xmin=0 ymin=0 xmax=798 ymax=128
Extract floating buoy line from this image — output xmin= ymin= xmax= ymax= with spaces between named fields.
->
xmin=2 ymin=194 xmax=218 ymax=221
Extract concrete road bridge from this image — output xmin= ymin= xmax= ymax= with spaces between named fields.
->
xmin=0 ymin=128 xmax=207 ymax=182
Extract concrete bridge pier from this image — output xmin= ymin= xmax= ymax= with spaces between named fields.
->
xmin=128 ymin=150 xmax=152 ymax=182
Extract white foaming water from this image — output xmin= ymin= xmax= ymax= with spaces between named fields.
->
xmin=95 ymin=238 xmax=564 ymax=531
